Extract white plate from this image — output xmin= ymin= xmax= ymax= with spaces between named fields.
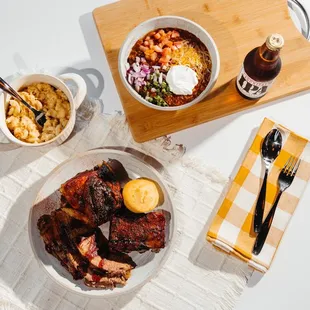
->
xmin=28 ymin=149 xmax=176 ymax=297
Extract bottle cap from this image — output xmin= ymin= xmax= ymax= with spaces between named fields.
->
xmin=266 ymin=34 xmax=284 ymax=51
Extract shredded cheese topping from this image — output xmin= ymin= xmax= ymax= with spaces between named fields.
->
xmin=171 ymin=40 xmax=212 ymax=80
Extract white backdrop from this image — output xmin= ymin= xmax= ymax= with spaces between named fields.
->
xmin=1 ymin=1 xmax=310 ymax=309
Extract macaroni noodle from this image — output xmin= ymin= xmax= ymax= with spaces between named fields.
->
xmin=6 ymin=83 xmax=70 ymax=143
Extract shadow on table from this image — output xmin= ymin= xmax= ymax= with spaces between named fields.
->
xmin=0 ymin=65 xmax=104 ymax=166
xmin=78 ymin=12 xmax=122 ymax=110
xmin=188 ymin=126 xmax=265 ymax=286
xmin=173 ymin=88 xmax=310 ymax=153
xmin=0 ymin=75 xmax=101 ymax=174
xmin=0 ymin=177 xmax=50 ymax=308
xmin=56 ymin=62 xmax=105 ymax=142
xmin=1 ymin=10 xmax=115 ymax=149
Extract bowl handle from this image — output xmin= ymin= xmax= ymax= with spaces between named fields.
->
xmin=58 ymin=73 xmax=87 ymax=110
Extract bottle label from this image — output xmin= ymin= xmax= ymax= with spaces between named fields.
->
xmin=236 ymin=66 xmax=274 ymax=99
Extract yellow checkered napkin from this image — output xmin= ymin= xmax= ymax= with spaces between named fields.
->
xmin=207 ymin=118 xmax=310 ymax=273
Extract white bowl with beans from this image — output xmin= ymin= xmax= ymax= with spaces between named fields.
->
xmin=118 ymin=16 xmax=220 ymax=111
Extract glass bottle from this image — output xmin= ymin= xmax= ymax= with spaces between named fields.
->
xmin=236 ymin=34 xmax=284 ymax=99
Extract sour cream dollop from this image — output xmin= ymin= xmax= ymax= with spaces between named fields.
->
xmin=166 ymin=65 xmax=198 ymax=95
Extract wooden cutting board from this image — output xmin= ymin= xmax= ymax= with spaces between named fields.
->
xmin=93 ymin=0 xmax=310 ymax=142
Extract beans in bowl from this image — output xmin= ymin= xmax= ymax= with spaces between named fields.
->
xmin=126 ymin=28 xmax=212 ymax=107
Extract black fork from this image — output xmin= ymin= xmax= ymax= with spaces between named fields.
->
xmin=0 ymin=76 xmax=46 ymax=127
xmin=253 ymin=156 xmax=301 ymax=255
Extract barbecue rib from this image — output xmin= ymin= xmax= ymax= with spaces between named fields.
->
xmin=37 ymin=159 xmax=169 ymax=290
xmin=60 ymin=161 xmax=122 ymax=227
xmin=37 ymin=209 xmax=93 ymax=280
xmin=37 ymin=211 xmax=136 ymax=287
xmin=109 ymin=209 xmax=167 ymax=253
xmin=77 ymin=233 xmax=135 ymax=288
xmin=84 ymin=268 xmax=127 ymax=288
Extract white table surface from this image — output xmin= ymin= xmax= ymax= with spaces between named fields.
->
xmin=1 ymin=0 xmax=310 ymax=309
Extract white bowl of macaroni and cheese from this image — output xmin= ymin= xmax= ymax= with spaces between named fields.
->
xmin=0 ymin=73 xmax=87 ymax=147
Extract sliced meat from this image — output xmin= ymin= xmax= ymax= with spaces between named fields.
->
xmin=109 ymin=210 xmax=167 ymax=253
xmin=84 ymin=270 xmax=127 ymax=289
xmin=37 ymin=210 xmax=92 ymax=280
xmin=77 ymin=234 xmax=135 ymax=278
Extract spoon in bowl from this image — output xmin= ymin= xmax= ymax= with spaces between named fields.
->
xmin=254 ymin=128 xmax=282 ymax=233
xmin=0 ymin=77 xmax=47 ymax=127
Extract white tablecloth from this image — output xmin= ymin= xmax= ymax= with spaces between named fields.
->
xmin=2 ymin=1 xmax=310 ymax=309
xmin=0 ymin=103 xmax=252 ymax=310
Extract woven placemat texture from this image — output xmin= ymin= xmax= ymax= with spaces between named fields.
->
xmin=0 ymin=100 xmax=252 ymax=310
